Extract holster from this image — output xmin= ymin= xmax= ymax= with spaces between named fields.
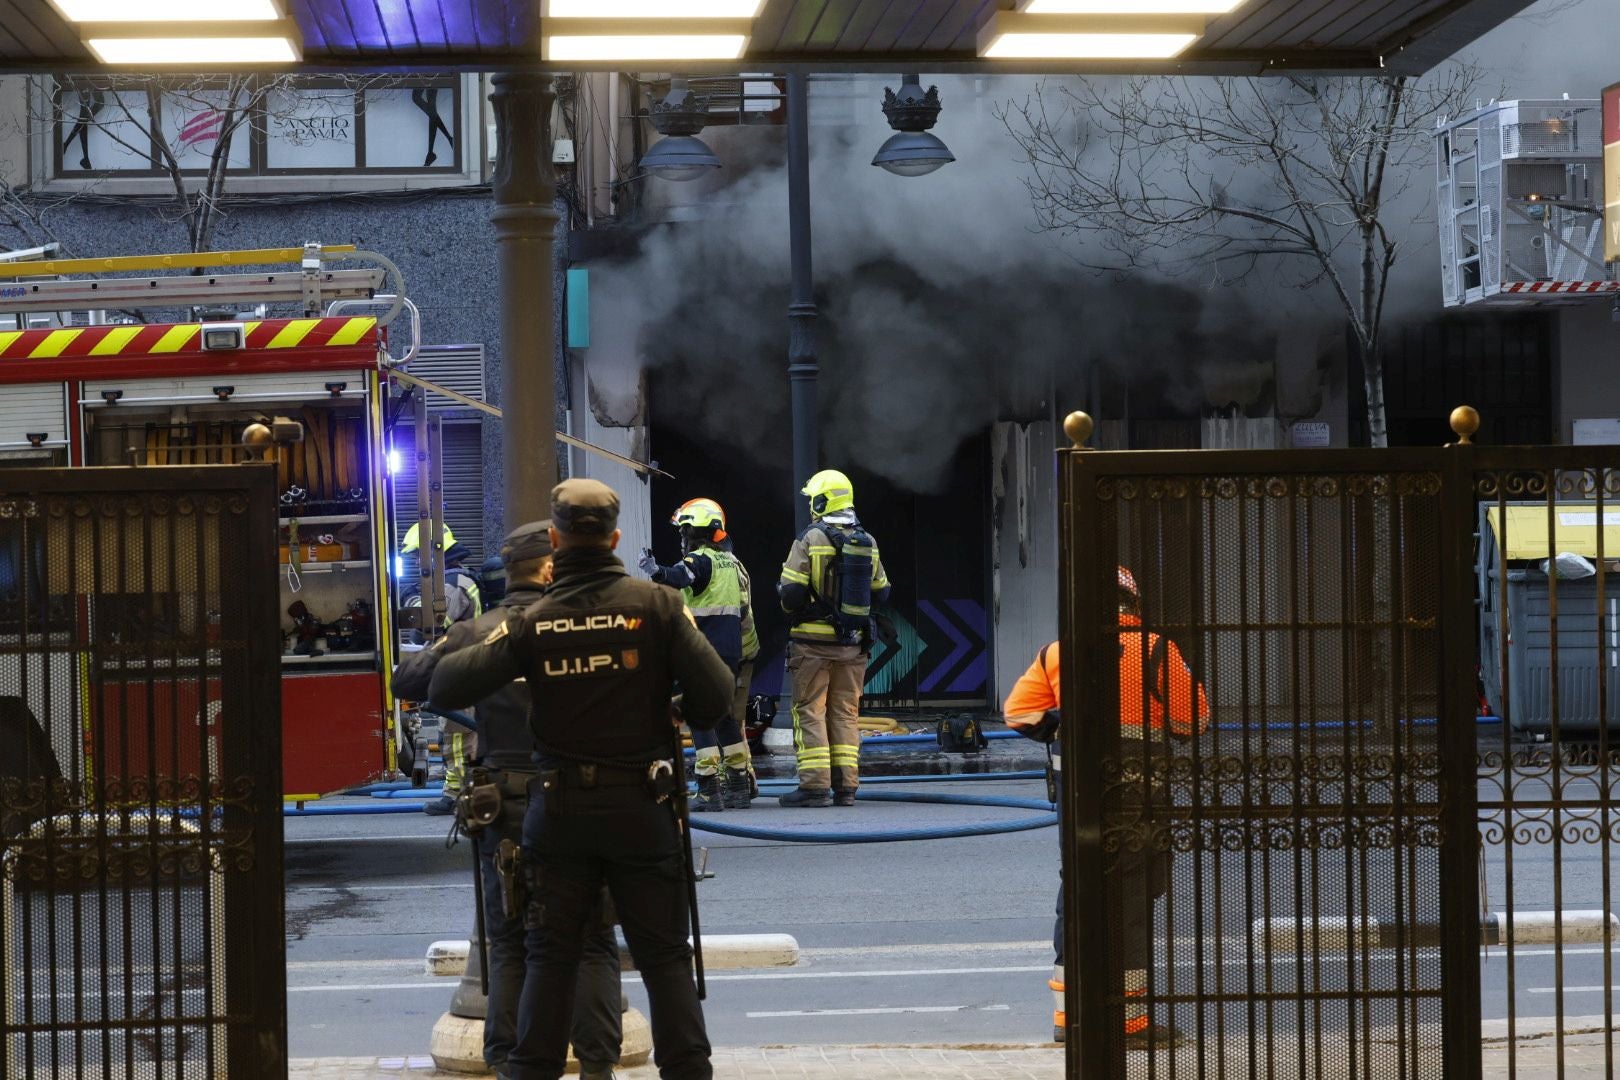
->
xmin=495 ymin=838 xmax=526 ymax=921
xmin=457 ymin=767 xmax=502 ymax=832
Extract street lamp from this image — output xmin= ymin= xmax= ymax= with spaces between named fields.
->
xmin=872 ymin=74 xmax=954 ymax=177
xmin=639 ymin=77 xmax=721 ymax=181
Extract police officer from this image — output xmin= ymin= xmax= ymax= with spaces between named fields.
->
xmin=393 ymin=521 xmax=623 ymax=1079
xmin=639 ymin=497 xmax=760 ymax=811
xmin=777 ymin=470 xmax=891 ymax=807
xmin=429 ymin=479 xmax=733 ymax=1080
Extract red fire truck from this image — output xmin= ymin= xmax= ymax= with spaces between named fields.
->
xmin=0 ymin=244 xmax=415 ymax=798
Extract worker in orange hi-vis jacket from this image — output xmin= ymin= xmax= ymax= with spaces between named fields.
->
xmin=1003 ymin=565 xmax=1209 ymax=1050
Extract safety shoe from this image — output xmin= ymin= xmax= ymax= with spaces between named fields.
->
xmin=722 ymin=768 xmax=754 ymax=809
xmin=832 ymin=788 xmax=858 ymax=807
xmin=578 ymin=1065 xmax=617 ymax=1080
xmin=1124 ymin=1022 xmax=1190 ymax=1051
xmin=690 ymin=773 xmax=724 ymax=813
xmin=779 ymin=786 xmax=833 ymax=808
xmin=421 ymin=795 xmax=456 ymax=816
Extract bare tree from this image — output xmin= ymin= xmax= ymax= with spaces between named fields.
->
xmin=1001 ymin=70 xmax=1479 ymax=447
xmin=48 ymin=76 xmax=373 ymax=253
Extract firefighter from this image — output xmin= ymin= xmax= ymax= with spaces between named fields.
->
xmin=428 ymin=479 xmax=733 ymax=1080
xmin=392 ymin=521 xmax=623 ymax=1079
xmin=639 ymin=498 xmax=761 ymax=811
xmin=776 ymin=470 xmax=891 ymax=808
xmin=401 ymin=521 xmax=484 ymax=815
xmin=1004 ymin=565 xmax=1209 ymax=1049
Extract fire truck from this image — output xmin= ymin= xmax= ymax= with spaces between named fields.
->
xmin=0 ymin=242 xmax=664 ymax=800
xmin=0 ymin=243 xmax=432 ymax=798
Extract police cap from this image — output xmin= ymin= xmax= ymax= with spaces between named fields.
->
xmin=500 ymin=520 xmax=554 ymax=565
xmin=551 ymin=478 xmax=620 ymax=537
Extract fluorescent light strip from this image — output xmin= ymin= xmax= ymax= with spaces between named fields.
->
xmin=1021 ymin=0 xmax=1243 ymax=13
xmin=984 ymin=31 xmax=1198 ymax=57
xmin=543 ymin=33 xmax=748 ymax=61
xmin=978 ymin=12 xmax=1205 ymax=59
xmin=85 ymin=36 xmax=299 ymax=64
xmin=52 ymin=0 xmax=281 ymax=19
xmin=545 ymin=0 xmax=764 ymax=16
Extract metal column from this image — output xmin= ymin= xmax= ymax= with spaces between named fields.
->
xmin=491 ymin=71 xmax=560 ymax=531
xmin=785 ymin=73 xmax=818 ymax=533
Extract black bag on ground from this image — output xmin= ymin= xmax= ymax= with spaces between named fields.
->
xmin=937 ymin=712 xmax=988 ymax=753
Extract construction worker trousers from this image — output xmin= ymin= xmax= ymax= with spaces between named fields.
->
xmin=787 ymin=641 xmax=866 ymax=791
xmin=689 ymin=660 xmax=753 ymax=778
xmin=505 ymin=783 xmax=711 ymax=1080
xmin=476 ymin=770 xmax=620 ymax=1071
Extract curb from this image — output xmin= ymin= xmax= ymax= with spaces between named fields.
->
xmin=426 ymin=933 xmax=801 ymax=977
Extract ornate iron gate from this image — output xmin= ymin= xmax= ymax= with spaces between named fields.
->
xmin=0 ymin=467 xmax=284 ymax=1079
xmin=1058 ymin=421 xmax=1620 ymax=1079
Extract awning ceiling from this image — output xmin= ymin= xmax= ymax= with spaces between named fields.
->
xmin=0 ymin=0 xmax=1533 ymax=75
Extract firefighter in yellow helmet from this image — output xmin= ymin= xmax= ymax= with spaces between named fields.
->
xmin=776 ymin=470 xmax=891 ymax=807
xmin=400 ymin=521 xmax=484 ymax=815
xmin=639 ymin=497 xmax=760 ymax=811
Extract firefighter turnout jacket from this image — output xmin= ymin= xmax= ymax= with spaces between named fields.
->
xmin=428 ymin=546 xmax=735 ymax=764
xmin=778 ymin=515 xmax=891 ymax=647
xmin=391 ymin=584 xmax=545 ymax=771
xmin=652 ymin=541 xmax=760 ymax=668
xmin=1003 ymin=615 xmax=1210 ymax=746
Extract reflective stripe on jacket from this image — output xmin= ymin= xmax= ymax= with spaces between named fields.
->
xmin=679 ymin=546 xmax=758 ymax=667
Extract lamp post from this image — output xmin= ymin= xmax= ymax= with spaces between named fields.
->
xmin=784 ymin=73 xmax=817 ymax=532
xmin=640 ymin=74 xmax=950 ymax=529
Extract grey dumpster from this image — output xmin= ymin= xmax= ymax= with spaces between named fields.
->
xmin=1478 ymin=502 xmax=1620 ymax=734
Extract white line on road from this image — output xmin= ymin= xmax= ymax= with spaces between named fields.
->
xmin=291 ymin=884 xmax=470 ymax=893
xmin=286 ymin=834 xmax=443 ymax=844
xmin=287 ymin=964 xmax=1055 ymax=994
xmin=746 ymin=1005 xmax=1011 ymax=1018
xmin=1527 ymin=986 xmax=1616 ymax=995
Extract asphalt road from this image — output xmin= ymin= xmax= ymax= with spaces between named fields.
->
xmin=283 ymin=768 xmax=1620 ymax=1061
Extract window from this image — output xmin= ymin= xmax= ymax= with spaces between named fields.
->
xmin=50 ymin=76 xmax=470 ymax=181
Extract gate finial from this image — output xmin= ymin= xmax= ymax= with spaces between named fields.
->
xmin=1064 ymin=411 xmax=1094 ymax=449
xmin=1449 ymin=406 xmax=1480 ymax=446
xmin=241 ymin=422 xmax=273 ymax=462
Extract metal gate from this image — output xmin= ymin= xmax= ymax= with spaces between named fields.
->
xmin=1058 ymin=419 xmax=1620 ymax=1079
xmin=0 ymin=467 xmax=285 ymax=1079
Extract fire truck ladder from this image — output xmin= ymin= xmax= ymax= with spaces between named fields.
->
xmin=0 ymin=243 xmax=404 ymax=322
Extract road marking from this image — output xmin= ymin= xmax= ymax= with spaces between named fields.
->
xmin=287 ymin=965 xmax=1053 ymax=994
xmin=1527 ymin=986 xmax=1615 ymax=995
xmin=746 ymin=1004 xmax=1011 ymax=1018
xmin=286 ymin=833 xmax=443 ymax=844
xmin=291 ymin=884 xmax=471 ymax=892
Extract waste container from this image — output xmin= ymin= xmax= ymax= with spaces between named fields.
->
xmin=1478 ymin=502 xmax=1620 ymax=734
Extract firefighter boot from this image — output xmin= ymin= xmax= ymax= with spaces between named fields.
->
xmin=722 ymin=767 xmax=754 ymax=809
xmin=1051 ymin=964 xmax=1065 ymax=1043
xmin=779 ymin=786 xmax=833 ymax=808
xmin=690 ymin=772 xmax=724 ymax=812
xmin=831 ymin=766 xmax=858 ymax=807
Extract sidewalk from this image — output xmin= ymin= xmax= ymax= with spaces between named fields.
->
xmin=292 ymin=1046 xmax=1066 ymax=1078
xmin=290 ymin=1034 xmax=1620 ymax=1078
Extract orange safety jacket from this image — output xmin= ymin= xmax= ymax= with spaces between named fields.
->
xmin=1003 ymin=615 xmax=1210 ymax=741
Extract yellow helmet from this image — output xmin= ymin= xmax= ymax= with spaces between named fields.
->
xmin=400 ymin=522 xmax=456 ymax=555
xmin=672 ymin=498 xmax=727 ymax=541
xmin=802 ymin=469 xmax=854 ymax=517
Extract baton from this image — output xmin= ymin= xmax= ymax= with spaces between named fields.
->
xmin=470 ymin=829 xmax=489 ymax=997
xmin=670 ymin=719 xmax=706 ymax=999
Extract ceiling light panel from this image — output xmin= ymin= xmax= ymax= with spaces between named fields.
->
xmin=543 ymin=33 xmax=749 ymax=61
xmin=51 ymin=0 xmax=281 ymax=19
xmin=978 ymin=12 xmax=1205 ymax=58
xmin=1020 ymin=0 xmax=1244 ymax=13
xmin=84 ymin=30 xmax=301 ymax=64
xmin=544 ymin=0 xmax=764 ymax=16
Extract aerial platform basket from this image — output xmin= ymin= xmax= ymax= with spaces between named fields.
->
xmin=1435 ymin=98 xmax=1617 ymax=307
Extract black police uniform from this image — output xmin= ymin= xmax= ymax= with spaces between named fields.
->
xmin=430 ymin=485 xmax=733 ymax=1080
xmin=392 ymin=572 xmax=621 ymax=1073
